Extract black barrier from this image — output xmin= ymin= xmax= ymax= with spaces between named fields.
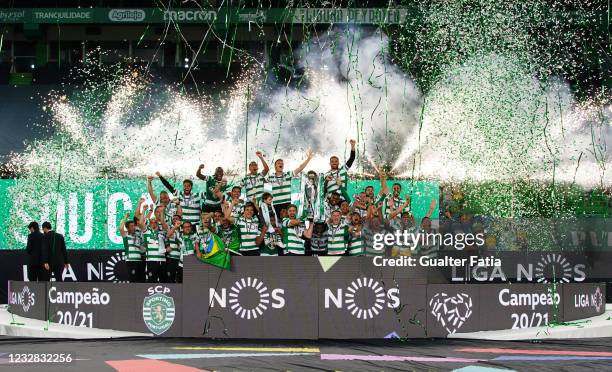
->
xmin=45 ymin=283 xmax=182 ymax=335
xmin=183 ymin=258 xmax=320 ymax=339
xmin=563 ymin=282 xmax=606 ymax=321
xmin=7 ymin=281 xmax=182 ymax=336
xmin=5 ymin=257 xmax=607 ymax=339
xmin=180 ymin=256 xmax=607 ymax=339
xmin=480 ymin=284 xmax=564 ymax=332
xmin=4 ymin=250 xmax=612 ymax=305
xmin=7 ymin=281 xmax=46 ymax=321
xmin=316 ymin=257 xmax=429 ymax=338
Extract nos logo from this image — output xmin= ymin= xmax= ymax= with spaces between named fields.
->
xmin=9 ymin=286 xmax=36 ymax=313
xmin=210 ymin=277 xmax=285 ymax=320
xmin=325 ymin=277 xmax=400 ymax=320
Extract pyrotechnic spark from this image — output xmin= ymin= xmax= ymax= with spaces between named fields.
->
xmin=4 ymin=0 xmax=612 ymax=244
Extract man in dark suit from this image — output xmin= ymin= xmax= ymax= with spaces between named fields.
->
xmin=25 ymin=221 xmax=45 ymax=281
xmin=41 ymin=221 xmax=69 ymax=282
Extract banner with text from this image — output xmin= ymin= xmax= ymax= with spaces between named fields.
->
xmin=0 ymin=178 xmax=439 ymax=250
xmin=0 ymin=8 xmax=415 ymax=25
xmin=7 ymin=257 xmax=605 ymax=338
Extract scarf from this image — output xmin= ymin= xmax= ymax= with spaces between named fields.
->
xmin=260 ymin=202 xmax=279 ymax=231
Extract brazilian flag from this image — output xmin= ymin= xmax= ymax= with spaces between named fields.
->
xmin=197 ymin=233 xmax=231 ymax=270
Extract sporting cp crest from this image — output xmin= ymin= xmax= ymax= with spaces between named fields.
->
xmin=142 ymin=293 xmax=176 ymax=335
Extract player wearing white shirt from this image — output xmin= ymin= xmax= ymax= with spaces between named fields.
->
xmin=241 ymin=151 xmax=270 ymax=203
xmin=147 ymin=176 xmax=179 ymax=223
xmin=223 ymin=201 xmax=264 ymax=256
xmin=119 ymin=212 xmax=145 ymax=283
xmin=156 ymin=172 xmax=204 ymax=229
xmin=281 ymin=204 xmax=313 ymax=255
xmin=324 ymin=139 xmax=356 ymax=198
xmin=266 ymin=149 xmax=314 ymax=216
xmin=227 ymin=186 xmax=245 ymax=218
xmin=326 ymin=210 xmax=350 ymax=255
xmin=384 ymin=183 xmax=409 ymax=221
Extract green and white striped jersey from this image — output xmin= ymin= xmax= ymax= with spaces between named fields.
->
xmin=373 ymin=192 xmax=387 ymax=208
xmin=199 ymin=229 xmax=213 ymax=252
xmin=165 ymin=230 xmax=181 ymax=260
xmin=143 ymin=227 xmax=166 ymax=262
xmin=352 ymin=204 xmax=368 ymax=217
xmin=235 ymin=217 xmax=260 ymax=252
xmin=281 ymin=218 xmax=306 ymax=255
xmin=229 ymin=199 xmax=245 ymax=218
xmin=362 ymin=221 xmax=392 ymax=256
xmin=384 ymin=195 xmax=407 ymax=219
xmin=134 ymin=227 xmax=145 ymax=260
xmin=241 ymin=173 xmax=266 ymax=201
xmin=154 ymin=200 xmax=177 ymax=224
xmin=324 ymin=165 xmax=349 ymax=196
xmin=179 ymin=232 xmax=198 ymax=256
xmin=323 ymin=201 xmax=341 ymax=220
xmin=348 ymin=225 xmax=364 ymax=256
xmin=178 ymin=231 xmax=199 ymax=268
xmin=123 ymin=234 xmax=142 ymax=262
xmin=178 ymin=191 xmax=203 ymax=225
xmin=202 ymin=176 xmax=227 ymax=206
xmin=261 ymin=231 xmax=282 ymax=256
xmin=326 ymin=222 xmax=349 ymax=255
xmin=265 ymin=171 xmax=293 ymax=205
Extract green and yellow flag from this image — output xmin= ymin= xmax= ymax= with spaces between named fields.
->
xmin=197 ymin=233 xmax=231 ymax=270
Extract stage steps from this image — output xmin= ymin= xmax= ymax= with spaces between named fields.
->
xmin=0 ymin=304 xmax=152 ymax=339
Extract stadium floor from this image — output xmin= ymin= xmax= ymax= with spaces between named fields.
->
xmin=2 ymin=337 xmax=612 ymax=371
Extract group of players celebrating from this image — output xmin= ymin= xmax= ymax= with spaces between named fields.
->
xmin=119 ymin=139 xmax=438 ymax=283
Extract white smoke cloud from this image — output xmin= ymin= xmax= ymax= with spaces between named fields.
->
xmin=237 ymin=29 xmax=422 ymax=173
xmin=18 ymin=31 xmax=612 ymax=190
xmin=397 ymin=53 xmax=612 ymax=188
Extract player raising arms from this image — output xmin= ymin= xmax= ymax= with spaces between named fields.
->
xmin=241 ymin=151 xmax=270 ymax=204
xmin=156 ymin=171 xmax=204 ymax=231
xmin=324 ymin=139 xmax=356 ymax=198
xmin=384 ymin=183 xmax=409 ymax=222
xmin=281 ymin=204 xmax=313 ymax=256
xmin=139 ymin=213 xmax=168 ymax=283
xmin=223 ymin=200 xmax=263 ymax=256
xmin=119 ymin=211 xmax=145 ymax=282
xmin=147 ymin=176 xmax=174 ymax=219
xmin=166 ymin=220 xmax=200 ymax=283
xmin=266 ymin=149 xmax=315 ymax=217
xmin=164 ymin=214 xmax=183 ymax=283
xmin=197 ymin=164 xmax=228 ymax=213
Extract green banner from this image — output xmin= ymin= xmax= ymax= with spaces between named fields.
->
xmin=0 ymin=8 xmax=414 ymax=25
xmin=0 ymin=179 xmax=439 ymax=250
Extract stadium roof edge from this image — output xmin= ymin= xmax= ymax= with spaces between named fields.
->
xmin=0 ymin=7 xmax=421 ymax=25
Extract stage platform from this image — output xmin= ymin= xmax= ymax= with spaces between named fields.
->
xmin=451 ymin=303 xmax=612 ymax=341
xmin=0 ymin=305 xmax=151 ymax=339
xmin=4 ymin=256 xmax=608 ymax=340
